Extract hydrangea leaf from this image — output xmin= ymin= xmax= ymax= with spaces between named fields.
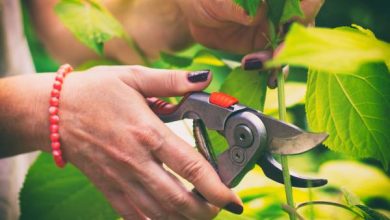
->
xmin=267 ymin=24 xmax=390 ymax=73
xmin=20 ymin=153 xmax=118 ymax=220
xmin=55 ymin=0 xmax=126 ymax=55
xmin=233 ymin=0 xmax=262 ymax=17
xmin=280 ymin=0 xmax=304 ymax=23
xmin=210 ymin=68 xmax=268 ymax=155
xmin=307 ymin=63 xmax=390 ymax=169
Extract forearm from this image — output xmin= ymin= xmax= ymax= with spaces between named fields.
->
xmin=0 ymin=74 xmax=53 ymax=158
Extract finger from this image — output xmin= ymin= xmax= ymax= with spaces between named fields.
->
xmin=298 ymin=0 xmax=325 ymax=25
xmin=132 ymin=161 xmax=219 ymax=219
xmin=118 ymin=66 xmax=212 ymax=97
xmin=140 ymin=116 xmax=243 ymax=213
xmin=241 ymin=50 xmax=273 ymax=70
xmin=81 ymin=166 xmax=147 ymax=220
xmin=147 ymin=97 xmax=177 ymax=115
xmin=267 ymin=66 xmax=289 ymax=89
xmin=100 ymin=163 xmax=171 ymax=220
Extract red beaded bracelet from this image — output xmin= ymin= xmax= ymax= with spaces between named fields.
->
xmin=49 ymin=64 xmax=73 ymax=168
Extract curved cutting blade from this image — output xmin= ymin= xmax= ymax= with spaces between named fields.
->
xmin=255 ymin=112 xmax=328 ymax=155
xmin=257 ymin=153 xmax=328 ymax=188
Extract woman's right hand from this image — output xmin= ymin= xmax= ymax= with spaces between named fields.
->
xmin=34 ymin=66 xmax=242 ymax=219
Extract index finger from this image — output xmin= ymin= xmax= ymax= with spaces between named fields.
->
xmin=145 ymin=112 xmax=244 ymax=213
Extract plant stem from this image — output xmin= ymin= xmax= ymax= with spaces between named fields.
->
xmin=277 ymin=70 xmax=296 ymax=220
xmin=296 ymin=201 xmax=364 ymax=218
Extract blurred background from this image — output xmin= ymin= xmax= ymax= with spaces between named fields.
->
xmin=20 ymin=0 xmax=390 ymax=219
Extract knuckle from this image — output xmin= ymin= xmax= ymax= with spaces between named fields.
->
xmin=166 ymin=71 xmax=183 ymax=93
xmin=134 ymin=124 xmax=165 ymax=152
xmin=166 ymin=192 xmax=190 ymax=210
xmin=181 ymin=158 xmax=206 ymax=184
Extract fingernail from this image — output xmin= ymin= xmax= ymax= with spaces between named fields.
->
xmin=243 ymin=58 xmax=263 ymax=70
xmin=187 ymin=70 xmax=210 ymax=83
xmin=223 ymin=202 xmax=244 ymax=215
xmin=268 ymin=77 xmax=278 ymax=89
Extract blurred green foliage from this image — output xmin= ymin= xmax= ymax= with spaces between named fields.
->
xmin=20 ymin=0 xmax=390 ymax=219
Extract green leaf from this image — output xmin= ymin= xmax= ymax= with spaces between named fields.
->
xmin=76 ymin=58 xmax=121 ymax=70
xmin=20 ymin=153 xmax=118 ymax=220
xmin=220 ymin=68 xmax=268 ymax=110
xmin=267 ymin=0 xmax=286 ymax=28
xmin=306 ymin=63 xmax=390 ymax=169
xmin=355 ymin=205 xmax=390 ymax=220
xmin=210 ymin=68 xmax=268 ymax=155
xmin=319 ymin=161 xmax=390 ymax=201
xmin=160 ymin=52 xmax=193 ymax=68
xmin=55 ymin=0 xmax=126 ymax=55
xmin=264 ymin=82 xmax=306 ymax=114
xmin=280 ymin=0 xmax=304 ymax=23
xmin=234 ymin=0 xmax=261 ymax=17
xmin=215 ymin=210 xmax=256 ymax=220
xmin=267 ymin=24 xmax=390 ymax=73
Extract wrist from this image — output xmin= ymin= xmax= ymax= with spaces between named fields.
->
xmin=0 ymin=74 xmax=54 ymax=157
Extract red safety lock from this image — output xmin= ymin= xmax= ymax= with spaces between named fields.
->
xmin=209 ymin=92 xmax=238 ymax=108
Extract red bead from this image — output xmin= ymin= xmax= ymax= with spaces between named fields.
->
xmin=51 ymin=141 xmax=60 ymax=150
xmin=53 ymin=154 xmax=65 ymax=168
xmin=53 ymin=81 xmax=62 ymax=90
xmin=49 ymin=106 xmax=58 ymax=115
xmin=52 ymin=149 xmax=62 ymax=157
xmin=50 ymin=124 xmax=59 ymax=133
xmin=55 ymin=75 xmax=64 ymax=83
xmin=49 ymin=64 xmax=72 ymax=169
xmin=50 ymin=97 xmax=59 ymax=107
xmin=51 ymin=89 xmax=60 ymax=98
xmin=50 ymin=133 xmax=60 ymax=142
xmin=50 ymin=115 xmax=60 ymax=124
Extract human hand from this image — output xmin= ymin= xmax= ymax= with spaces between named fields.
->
xmin=175 ymin=0 xmax=324 ymax=54
xmin=36 ymin=66 xmax=242 ymax=219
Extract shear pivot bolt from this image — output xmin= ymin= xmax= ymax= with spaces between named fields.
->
xmin=231 ymin=147 xmax=245 ymax=164
xmin=234 ymin=125 xmax=254 ymax=148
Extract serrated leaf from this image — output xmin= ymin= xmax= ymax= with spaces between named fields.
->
xmin=234 ymin=0 xmax=261 ymax=17
xmin=280 ymin=0 xmax=304 ymax=23
xmin=267 ymin=24 xmax=390 ymax=73
xmin=55 ymin=0 xmax=126 ymax=55
xmin=20 ymin=153 xmax=118 ymax=220
xmin=307 ymin=63 xmax=390 ymax=169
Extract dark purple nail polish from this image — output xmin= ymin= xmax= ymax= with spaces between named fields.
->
xmin=243 ymin=58 xmax=263 ymax=70
xmin=187 ymin=70 xmax=210 ymax=83
xmin=223 ymin=202 xmax=244 ymax=215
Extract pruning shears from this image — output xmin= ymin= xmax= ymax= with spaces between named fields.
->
xmin=150 ymin=92 xmax=328 ymax=188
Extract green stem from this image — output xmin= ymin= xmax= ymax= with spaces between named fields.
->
xmin=296 ymin=201 xmax=364 ymax=218
xmin=277 ymin=70 xmax=296 ymax=220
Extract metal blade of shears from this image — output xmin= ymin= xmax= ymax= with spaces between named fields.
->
xmin=257 ymin=153 xmax=328 ymax=187
xmin=255 ymin=113 xmax=328 ymax=155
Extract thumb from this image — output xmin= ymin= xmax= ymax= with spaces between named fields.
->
xmin=121 ymin=66 xmax=212 ymax=97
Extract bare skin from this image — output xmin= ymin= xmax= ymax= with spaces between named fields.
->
xmin=1 ymin=1 xmax=324 ymax=219
xmin=0 ymin=66 xmax=242 ymax=219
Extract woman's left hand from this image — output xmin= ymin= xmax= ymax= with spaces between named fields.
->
xmin=174 ymin=0 xmax=324 ymax=54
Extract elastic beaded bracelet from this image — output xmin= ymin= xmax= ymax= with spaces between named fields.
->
xmin=49 ymin=64 xmax=73 ymax=168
